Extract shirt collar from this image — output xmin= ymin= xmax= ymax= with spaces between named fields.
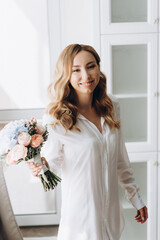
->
xmin=77 ymin=113 xmax=106 ymax=128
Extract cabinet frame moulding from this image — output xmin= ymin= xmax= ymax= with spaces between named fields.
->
xmin=128 ymin=152 xmax=157 ymax=240
xmin=100 ymin=0 xmax=158 ymax=34
xmin=101 ymin=34 xmax=158 ymax=153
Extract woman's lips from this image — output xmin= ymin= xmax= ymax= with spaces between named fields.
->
xmin=79 ymin=80 xmax=94 ymax=86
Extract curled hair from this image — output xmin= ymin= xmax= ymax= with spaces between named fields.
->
xmin=46 ymin=44 xmax=120 ymax=131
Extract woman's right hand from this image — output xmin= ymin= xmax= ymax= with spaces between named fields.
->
xmin=26 ymin=157 xmax=49 ymax=177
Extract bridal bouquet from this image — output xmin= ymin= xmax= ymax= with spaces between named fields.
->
xmin=0 ymin=118 xmax=61 ymax=191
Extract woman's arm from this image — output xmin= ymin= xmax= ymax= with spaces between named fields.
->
xmin=117 ymin=128 xmax=148 ymax=223
xmin=111 ymin=95 xmax=148 ymax=223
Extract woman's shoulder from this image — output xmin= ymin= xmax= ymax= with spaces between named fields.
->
xmin=42 ymin=114 xmax=66 ymax=135
xmin=42 ymin=114 xmax=55 ymax=125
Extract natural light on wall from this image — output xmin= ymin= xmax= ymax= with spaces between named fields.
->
xmin=0 ymin=0 xmax=50 ymax=109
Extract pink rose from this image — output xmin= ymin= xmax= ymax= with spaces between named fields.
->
xmin=36 ymin=124 xmax=46 ymax=135
xmin=17 ymin=132 xmax=31 ymax=146
xmin=31 ymin=134 xmax=43 ymax=148
xmin=6 ymin=144 xmax=27 ymax=165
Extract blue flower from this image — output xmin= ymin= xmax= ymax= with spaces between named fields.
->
xmin=0 ymin=120 xmax=28 ymax=149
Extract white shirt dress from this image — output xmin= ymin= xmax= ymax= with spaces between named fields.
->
xmin=42 ymin=95 xmax=145 ymax=240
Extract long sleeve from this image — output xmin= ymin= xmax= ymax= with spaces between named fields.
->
xmin=111 ymin=95 xmax=145 ymax=210
xmin=41 ymin=114 xmax=64 ymax=175
xmin=117 ymin=128 xmax=145 ymax=209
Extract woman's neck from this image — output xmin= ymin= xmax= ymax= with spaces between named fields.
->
xmin=76 ymin=93 xmax=93 ymax=113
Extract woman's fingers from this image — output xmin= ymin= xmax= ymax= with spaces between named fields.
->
xmin=135 ymin=211 xmax=139 ymax=218
xmin=41 ymin=157 xmax=49 ymax=169
xmin=26 ymin=157 xmax=49 ymax=177
xmin=135 ymin=206 xmax=148 ymax=224
xmin=142 ymin=206 xmax=148 ymax=222
xmin=27 ymin=162 xmax=41 ymax=168
xmin=26 ymin=162 xmax=42 ymax=177
xmin=32 ymin=166 xmax=42 ymax=177
xmin=135 ymin=212 xmax=141 ymax=221
xmin=33 ymin=168 xmax=42 ymax=176
xmin=139 ymin=207 xmax=148 ymax=223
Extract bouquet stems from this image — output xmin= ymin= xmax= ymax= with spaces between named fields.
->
xmin=39 ymin=170 xmax=62 ymax=191
xmin=28 ymin=154 xmax=61 ymax=191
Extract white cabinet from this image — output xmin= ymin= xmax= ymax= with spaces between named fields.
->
xmin=158 ymin=154 xmax=160 ymax=240
xmin=99 ymin=0 xmax=159 ymax=239
xmin=100 ymin=0 xmax=158 ymax=34
xmin=101 ymin=34 xmax=158 ymax=153
xmin=158 ymin=35 xmax=160 ymax=240
xmin=119 ymin=153 xmax=157 ymax=240
xmin=159 ymin=35 xmax=160 ymax=153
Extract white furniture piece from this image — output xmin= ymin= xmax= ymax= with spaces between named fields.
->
xmin=99 ymin=0 xmax=159 ymax=239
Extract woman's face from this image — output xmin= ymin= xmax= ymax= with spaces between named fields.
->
xmin=69 ymin=50 xmax=100 ymax=97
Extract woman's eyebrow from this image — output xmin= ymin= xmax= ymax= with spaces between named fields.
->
xmin=72 ymin=61 xmax=96 ymax=68
xmin=86 ymin=61 xmax=96 ymax=65
xmin=72 ymin=65 xmax=80 ymax=68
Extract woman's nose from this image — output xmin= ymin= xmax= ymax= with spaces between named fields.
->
xmin=82 ymin=69 xmax=90 ymax=80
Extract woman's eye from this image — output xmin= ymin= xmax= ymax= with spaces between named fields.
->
xmin=88 ymin=65 xmax=95 ymax=69
xmin=73 ymin=69 xmax=80 ymax=72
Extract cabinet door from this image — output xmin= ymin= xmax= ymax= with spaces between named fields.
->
xmin=101 ymin=34 xmax=158 ymax=153
xmin=119 ymin=153 xmax=157 ymax=240
xmin=100 ymin=0 xmax=158 ymax=34
xmin=159 ymin=35 xmax=160 ymax=152
xmin=158 ymin=153 xmax=160 ymax=240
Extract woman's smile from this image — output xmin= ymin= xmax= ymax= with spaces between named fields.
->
xmin=79 ymin=80 xmax=94 ymax=87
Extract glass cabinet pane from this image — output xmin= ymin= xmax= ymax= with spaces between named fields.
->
xmin=111 ymin=0 xmax=147 ymax=23
xmin=119 ymin=162 xmax=147 ymax=240
xmin=112 ymin=45 xmax=147 ymax=95
xmin=120 ymin=209 xmax=147 ymax=240
xmin=119 ymin=98 xmax=147 ymax=142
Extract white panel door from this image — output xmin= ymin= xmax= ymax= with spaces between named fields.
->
xmin=158 ymin=34 xmax=160 ymax=153
xmin=100 ymin=0 xmax=158 ymax=34
xmin=158 ymin=153 xmax=160 ymax=240
xmin=120 ymin=152 xmax=157 ymax=240
xmin=101 ymin=34 xmax=158 ymax=153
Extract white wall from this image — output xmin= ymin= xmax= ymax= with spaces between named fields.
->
xmin=48 ymin=0 xmax=100 ymax=75
xmin=0 ymin=0 xmax=50 ymax=110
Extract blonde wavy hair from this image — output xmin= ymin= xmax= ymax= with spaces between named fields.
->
xmin=46 ymin=44 xmax=120 ymax=131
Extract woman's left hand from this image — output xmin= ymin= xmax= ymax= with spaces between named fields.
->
xmin=135 ymin=206 xmax=148 ymax=224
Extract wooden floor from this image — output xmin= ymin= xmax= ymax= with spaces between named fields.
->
xmin=20 ymin=225 xmax=59 ymax=238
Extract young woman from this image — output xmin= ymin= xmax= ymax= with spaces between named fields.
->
xmin=28 ymin=44 xmax=148 ymax=240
